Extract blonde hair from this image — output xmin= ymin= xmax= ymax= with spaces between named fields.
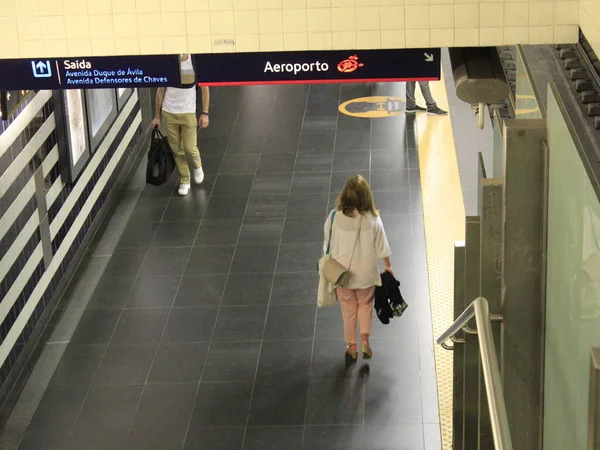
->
xmin=336 ymin=175 xmax=379 ymax=217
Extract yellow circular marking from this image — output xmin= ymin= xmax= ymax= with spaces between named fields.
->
xmin=338 ymin=96 xmax=406 ymax=118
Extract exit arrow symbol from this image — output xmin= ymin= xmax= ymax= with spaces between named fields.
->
xmin=424 ymin=53 xmax=434 ymax=62
xmin=36 ymin=61 xmax=48 ymax=71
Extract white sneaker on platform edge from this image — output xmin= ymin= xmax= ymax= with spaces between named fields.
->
xmin=178 ymin=184 xmax=191 ymax=196
xmin=193 ymin=167 xmax=204 ymax=184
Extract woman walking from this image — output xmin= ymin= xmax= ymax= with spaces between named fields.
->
xmin=323 ymin=175 xmax=393 ymax=360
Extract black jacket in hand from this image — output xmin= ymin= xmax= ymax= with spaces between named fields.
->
xmin=374 ymin=271 xmax=407 ymax=325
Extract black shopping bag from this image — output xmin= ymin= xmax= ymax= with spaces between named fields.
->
xmin=146 ymin=128 xmax=175 ymax=186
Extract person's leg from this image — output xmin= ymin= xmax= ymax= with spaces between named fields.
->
xmin=405 ymin=82 xmax=426 ymax=113
xmin=164 ymin=112 xmax=191 ymax=186
xmin=182 ymin=113 xmax=204 ymax=184
xmin=418 ymin=81 xmax=448 ymax=116
xmin=336 ymin=288 xmax=359 ymax=354
xmin=356 ymin=286 xmax=375 ymax=341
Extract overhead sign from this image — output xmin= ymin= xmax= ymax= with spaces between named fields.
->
xmin=0 ymin=55 xmax=182 ymax=90
xmin=193 ymin=49 xmax=441 ymax=86
xmin=339 ymin=96 xmax=406 ymax=118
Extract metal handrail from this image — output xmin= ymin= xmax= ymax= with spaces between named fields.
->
xmin=437 ymin=297 xmax=514 ymax=450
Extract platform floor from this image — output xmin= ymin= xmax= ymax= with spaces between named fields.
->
xmin=12 ymin=83 xmax=443 ymax=450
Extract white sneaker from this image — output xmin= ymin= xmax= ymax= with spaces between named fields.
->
xmin=178 ymin=183 xmax=191 ymax=196
xmin=193 ymin=167 xmax=204 ymax=184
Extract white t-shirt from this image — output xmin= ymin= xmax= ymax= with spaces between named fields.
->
xmin=162 ymin=57 xmax=196 ymax=114
xmin=323 ymin=210 xmax=391 ymax=289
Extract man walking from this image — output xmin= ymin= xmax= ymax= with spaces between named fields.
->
xmin=405 ymin=81 xmax=447 ymax=116
xmin=151 ymin=54 xmax=210 ymax=196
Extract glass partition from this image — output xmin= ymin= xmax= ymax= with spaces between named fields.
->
xmin=515 ymin=45 xmax=543 ymax=119
xmin=544 ymin=83 xmax=600 ymax=450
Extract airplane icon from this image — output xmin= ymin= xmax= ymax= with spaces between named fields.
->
xmin=31 ymin=60 xmax=52 ymax=78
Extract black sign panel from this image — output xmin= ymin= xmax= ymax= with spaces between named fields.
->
xmin=193 ymin=48 xmax=440 ymax=86
xmin=0 ymin=55 xmax=181 ymax=91
xmin=0 ymin=90 xmax=34 ymax=120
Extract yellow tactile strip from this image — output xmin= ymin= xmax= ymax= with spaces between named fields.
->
xmin=414 ymin=76 xmax=466 ymax=450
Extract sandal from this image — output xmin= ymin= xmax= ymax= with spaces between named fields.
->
xmin=361 ymin=342 xmax=373 ymax=359
xmin=346 ymin=344 xmax=358 ymax=361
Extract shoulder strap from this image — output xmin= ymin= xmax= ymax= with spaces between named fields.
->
xmin=326 ymin=210 xmax=336 ymax=255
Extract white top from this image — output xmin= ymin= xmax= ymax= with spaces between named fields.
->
xmin=162 ymin=57 xmax=196 ymax=115
xmin=323 ymin=210 xmax=391 ymax=289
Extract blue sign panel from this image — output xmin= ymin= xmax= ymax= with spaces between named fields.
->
xmin=0 ymin=55 xmax=182 ymax=90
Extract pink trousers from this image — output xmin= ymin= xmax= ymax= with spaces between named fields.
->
xmin=336 ymin=286 xmax=376 ymax=344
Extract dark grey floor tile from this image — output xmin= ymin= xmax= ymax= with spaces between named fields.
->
xmin=315 ymin=305 xmax=345 ymax=340
xmin=370 ymin=170 xmax=411 ymax=192
xmin=73 ymin=385 xmax=143 ymax=433
xmin=364 ymin=374 xmax=422 ymax=426
xmin=248 ymin=378 xmax=309 ymax=427
xmin=19 ymin=431 xmax=69 ymax=450
xmin=371 ymin=130 xmax=406 ymax=151
xmin=204 ymin=196 xmax=249 ymax=219
xmin=27 ymin=385 xmax=88 ymax=435
xmin=213 ymin=306 xmax=267 ymax=341
xmin=286 ymin=193 xmax=329 ymax=218
xmin=336 ymin=115 xmax=371 ymax=134
xmin=227 ymin=132 xmax=266 ymax=155
xmin=230 ymin=244 xmax=279 ymax=274
xmin=51 ymin=344 xmax=106 ymax=386
xmin=262 ymin=131 xmax=300 ymax=154
xmin=219 ymin=153 xmax=260 ymax=174
xmin=94 ymin=343 xmax=157 ymax=385
xmin=305 ymin=101 xmax=338 ymax=119
xmin=183 ymin=426 xmax=245 ymax=450
xmin=87 ymin=275 xmax=136 ymax=309
xmin=271 ymin=272 xmax=318 ymax=305
xmin=151 ymin=221 xmax=200 ymax=247
xmin=295 ymin=153 xmax=333 ymax=172
xmin=70 ymin=309 xmax=121 ymax=344
xmin=139 ymin=247 xmax=190 ymax=277
xmin=129 ymin=198 xmax=170 ymax=223
xmin=126 ymin=275 xmax=181 ymax=308
xmin=276 ymin=243 xmax=322 ymax=273
xmin=147 ymin=342 xmax=208 ymax=383
xmin=174 ymin=274 xmax=227 ymax=307
xmin=126 ymin=427 xmax=187 ymax=450
xmin=306 ymin=378 xmax=364 ymax=425
xmin=243 ymin=426 xmax=303 ymax=450
xmin=361 ymin=424 xmax=425 ymax=450
xmin=131 ymin=384 xmax=196 ymax=430
xmin=282 ymin=217 xmax=323 ymax=244
xmin=202 ymin=341 xmax=261 ymax=382
xmin=162 ymin=307 xmax=219 ymax=342
xmin=246 ymin=192 xmax=289 ymax=219
xmin=198 ymin=135 xmax=230 ymax=153
xmin=111 ymin=309 xmax=169 ymax=344
xmin=195 ymin=218 xmax=242 ymax=245
xmin=256 ymin=340 xmax=312 ymax=381
xmin=190 ymin=382 xmax=253 ymax=426
xmin=103 ymin=248 xmax=147 ymax=277
xmin=380 ymin=214 xmax=413 ymax=244
xmin=333 ymin=151 xmax=370 ymax=172
xmin=371 ymin=150 xmax=410 ymax=171
xmin=239 ymin=218 xmax=284 ymax=245
xmin=312 ymin=338 xmax=370 ymax=375
xmin=67 ymin=428 xmax=129 ymax=450
xmin=222 ymin=273 xmax=273 ymax=306
xmin=334 ymin=131 xmax=371 ymax=152
xmin=201 ymin=154 xmax=225 ymax=176
xmin=116 ymin=221 xmax=159 ymax=248
xmin=263 ymin=305 xmax=316 ymax=340
xmin=290 ymin=172 xmax=331 ymax=194
xmin=186 ymin=245 xmax=235 ymax=275
xmin=162 ymin=193 xmax=210 ymax=221
xmin=298 ymin=130 xmax=335 ymax=153
xmin=302 ymin=425 xmax=363 ymax=450
xmin=257 ymin=153 xmax=297 ymax=174
xmin=211 ymin=174 xmax=255 ymax=197
xmin=373 ymin=191 xmax=412 ymax=215
xmin=252 ymin=172 xmax=293 ymax=194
